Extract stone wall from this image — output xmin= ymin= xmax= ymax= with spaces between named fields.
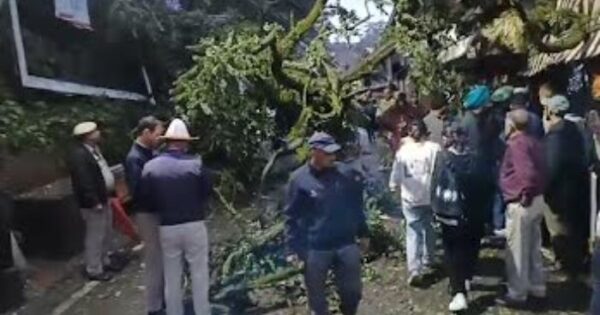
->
xmin=0 ymin=150 xmax=66 ymax=195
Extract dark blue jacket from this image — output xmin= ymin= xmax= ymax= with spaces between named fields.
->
xmin=124 ymin=142 xmax=154 ymax=212
xmin=140 ymin=150 xmax=212 ymax=226
xmin=284 ymin=162 xmax=368 ymax=257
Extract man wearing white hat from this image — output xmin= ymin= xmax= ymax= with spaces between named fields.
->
xmin=68 ymin=121 xmax=117 ymax=281
xmin=140 ymin=119 xmax=212 ymax=315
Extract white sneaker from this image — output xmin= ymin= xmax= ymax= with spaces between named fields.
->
xmin=493 ymin=229 xmax=506 ymax=237
xmin=449 ymin=293 xmax=468 ymax=312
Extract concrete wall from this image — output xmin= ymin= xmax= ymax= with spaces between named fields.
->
xmin=0 ymin=150 xmax=66 ymax=195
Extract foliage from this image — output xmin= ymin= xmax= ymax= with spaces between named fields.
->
xmin=172 ymin=28 xmax=278 ymax=184
xmin=173 ymin=0 xmax=398 ymax=186
xmin=388 ymin=1 xmax=465 ymax=105
xmin=0 ymin=97 xmax=151 ymax=163
xmin=482 ymin=9 xmax=527 ymax=53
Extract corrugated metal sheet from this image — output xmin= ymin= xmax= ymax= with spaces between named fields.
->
xmin=527 ymin=0 xmax=600 ymax=76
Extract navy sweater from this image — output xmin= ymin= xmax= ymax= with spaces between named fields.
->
xmin=124 ymin=142 xmax=154 ymax=212
xmin=284 ymin=162 xmax=368 ymax=257
xmin=140 ymin=150 xmax=212 ymax=226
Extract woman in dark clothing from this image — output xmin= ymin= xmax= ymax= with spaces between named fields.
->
xmin=432 ymin=122 xmax=489 ymax=312
xmin=543 ymin=95 xmax=590 ymax=277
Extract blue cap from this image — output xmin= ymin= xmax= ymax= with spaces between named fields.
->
xmin=463 ymin=85 xmax=491 ymax=110
xmin=308 ymin=132 xmax=341 ymax=153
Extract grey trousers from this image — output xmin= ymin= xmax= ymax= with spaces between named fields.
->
xmin=81 ymin=205 xmax=113 ymax=276
xmin=160 ymin=221 xmax=210 ymax=315
xmin=304 ymin=244 xmax=362 ymax=315
xmin=136 ymin=212 xmax=164 ymax=313
xmin=505 ymin=196 xmax=547 ymax=300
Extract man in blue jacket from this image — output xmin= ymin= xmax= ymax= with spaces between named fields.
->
xmin=124 ymin=116 xmax=165 ymax=315
xmin=284 ymin=132 xmax=369 ymax=315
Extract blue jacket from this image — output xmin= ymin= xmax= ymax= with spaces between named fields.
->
xmin=140 ymin=150 xmax=212 ymax=226
xmin=124 ymin=142 xmax=154 ymax=212
xmin=284 ymin=162 xmax=368 ymax=257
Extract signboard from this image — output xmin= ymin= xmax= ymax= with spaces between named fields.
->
xmin=8 ymin=0 xmax=152 ymax=102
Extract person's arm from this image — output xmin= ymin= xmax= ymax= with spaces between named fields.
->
xmin=389 ymin=151 xmax=405 ymax=192
xmin=70 ymin=149 xmax=101 ymax=208
xmin=347 ymin=168 xmax=369 ymax=238
xmin=544 ymin=133 xmax=562 ymax=191
xmin=430 ymin=150 xmax=445 ymax=213
xmin=124 ymin=157 xmax=143 ymax=201
xmin=139 ymin=167 xmax=155 ymax=213
xmin=283 ymin=178 xmax=307 ymax=258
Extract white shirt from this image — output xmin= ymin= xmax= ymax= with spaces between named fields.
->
xmin=389 ymin=141 xmax=440 ymax=209
xmin=84 ymin=144 xmax=115 ymax=192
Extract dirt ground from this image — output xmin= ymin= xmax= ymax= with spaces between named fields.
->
xmin=6 ymin=223 xmax=592 ymax=315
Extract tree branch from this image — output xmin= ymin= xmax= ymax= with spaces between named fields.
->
xmin=509 ymin=0 xmax=590 ymax=53
xmin=277 ymin=0 xmax=328 ymax=57
xmin=340 ymin=40 xmax=396 ymax=84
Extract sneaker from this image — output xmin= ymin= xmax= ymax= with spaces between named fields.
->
xmin=449 ymin=293 xmax=468 ymax=312
xmin=86 ymin=272 xmax=112 ymax=282
xmin=493 ymin=229 xmax=506 ymax=237
xmin=407 ymin=273 xmax=421 ymax=286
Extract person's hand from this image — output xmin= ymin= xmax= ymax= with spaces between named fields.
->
xmin=286 ymin=254 xmax=301 ymax=268
xmin=358 ymin=238 xmax=370 ymax=254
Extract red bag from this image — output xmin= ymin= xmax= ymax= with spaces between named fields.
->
xmin=109 ymin=198 xmax=139 ymax=242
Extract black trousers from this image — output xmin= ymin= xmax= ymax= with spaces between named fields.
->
xmin=441 ymin=222 xmax=483 ymax=295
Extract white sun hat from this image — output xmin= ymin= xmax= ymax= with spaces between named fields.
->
xmin=160 ymin=118 xmax=199 ymax=141
xmin=73 ymin=121 xmax=98 ymax=136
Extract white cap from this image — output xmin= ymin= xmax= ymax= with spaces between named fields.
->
xmin=73 ymin=121 xmax=97 ymax=136
xmin=160 ymin=118 xmax=198 ymax=141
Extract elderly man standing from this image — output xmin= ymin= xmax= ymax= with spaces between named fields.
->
xmin=124 ymin=116 xmax=165 ymax=315
xmin=284 ymin=132 xmax=369 ymax=315
xmin=496 ymin=109 xmax=547 ymax=307
xmin=69 ymin=122 xmax=118 ymax=281
xmin=543 ymin=95 xmax=589 ymax=279
xmin=140 ymin=119 xmax=212 ymax=315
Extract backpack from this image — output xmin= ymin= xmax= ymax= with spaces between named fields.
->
xmin=431 ymin=151 xmax=467 ymax=220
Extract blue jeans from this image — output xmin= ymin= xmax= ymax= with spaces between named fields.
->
xmin=304 ymin=244 xmax=362 ymax=315
xmin=403 ymin=206 xmax=436 ymax=275
xmin=591 ymin=245 xmax=600 ymax=314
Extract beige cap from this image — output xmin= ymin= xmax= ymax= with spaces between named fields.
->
xmin=160 ymin=118 xmax=198 ymax=141
xmin=73 ymin=121 xmax=98 ymax=136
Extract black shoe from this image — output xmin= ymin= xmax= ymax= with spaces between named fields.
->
xmin=528 ymin=295 xmax=548 ymax=311
xmin=495 ymin=294 xmax=527 ymax=308
xmin=86 ymin=272 xmax=113 ymax=282
xmin=104 ymin=261 xmax=126 ymax=273
xmin=104 ymin=255 xmax=129 ymax=272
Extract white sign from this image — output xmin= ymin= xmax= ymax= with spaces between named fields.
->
xmin=55 ymin=0 xmax=92 ymax=30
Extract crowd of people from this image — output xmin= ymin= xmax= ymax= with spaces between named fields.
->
xmin=382 ymin=82 xmax=598 ymax=312
xmin=65 ymin=80 xmax=600 ymax=315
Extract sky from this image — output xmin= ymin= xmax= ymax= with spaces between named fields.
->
xmin=331 ymin=0 xmax=393 ymax=43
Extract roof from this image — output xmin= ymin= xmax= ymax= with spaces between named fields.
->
xmin=526 ymin=0 xmax=600 ymax=76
